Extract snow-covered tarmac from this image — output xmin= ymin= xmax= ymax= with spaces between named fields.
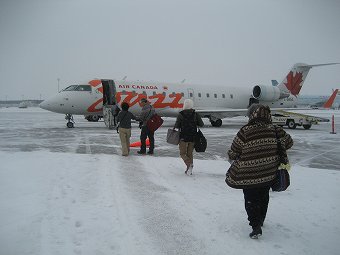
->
xmin=0 ymin=108 xmax=339 ymax=255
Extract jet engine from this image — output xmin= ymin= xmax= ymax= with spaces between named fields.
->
xmin=252 ymin=85 xmax=281 ymax=101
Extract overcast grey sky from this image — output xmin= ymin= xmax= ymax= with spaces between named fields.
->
xmin=1 ymin=0 xmax=339 ymax=100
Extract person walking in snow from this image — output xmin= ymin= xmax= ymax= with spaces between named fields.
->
xmin=137 ymin=98 xmax=155 ymax=155
xmin=174 ymin=98 xmax=204 ymax=175
xmin=225 ymin=104 xmax=293 ymax=239
xmin=117 ymin=102 xmax=136 ymax=156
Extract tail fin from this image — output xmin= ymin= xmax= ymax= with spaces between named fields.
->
xmin=278 ymin=63 xmax=339 ymax=97
xmin=323 ymin=89 xmax=339 ymax=108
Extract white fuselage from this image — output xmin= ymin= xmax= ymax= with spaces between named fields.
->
xmin=40 ymin=79 xmax=298 ymax=119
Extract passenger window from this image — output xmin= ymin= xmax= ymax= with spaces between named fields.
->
xmin=230 ymin=94 xmax=234 ymax=99
xmin=214 ymin=94 xmax=217 ymax=98
xmin=190 ymin=93 xmax=193 ymax=97
xmin=222 ymin=94 xmax=225 ymax=98
xmin=198 ymin=93 xmax=201 ymax=98
xmin=153 ymin=91 xmax=156 ymax=95
xmin=181 ymin=93 xmax=184 ymax=97
xmin=206 ymin=93 xmax=210 ymax=98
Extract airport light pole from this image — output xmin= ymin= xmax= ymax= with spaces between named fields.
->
xmin=57 ymin=78 xmax=60 ymax=92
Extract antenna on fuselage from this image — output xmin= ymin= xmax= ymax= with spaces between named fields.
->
xmin=181 ymin=79 xmax=186 ymax=84
xmin=122 ymin=76 xmax=127 ymax=81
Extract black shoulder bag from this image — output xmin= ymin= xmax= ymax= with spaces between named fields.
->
xmin=271 ymin=127 xmax=290 ymax=192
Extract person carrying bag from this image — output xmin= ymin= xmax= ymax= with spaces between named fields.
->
xmin=137 ymin=98 xmax=156 ymax=155
xmin=174 ymin=99 xmax=204 ymax=175
xmin=225 ymin=104 xmax=293 ymax=239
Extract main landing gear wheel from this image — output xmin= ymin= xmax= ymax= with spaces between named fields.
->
xmin=91 ymin=115 xmax=100 ymax=122
xmin=67 ymin=122 xmax=74 ymax=128
xmin=210 ymin=118 xmax=222 ymax=127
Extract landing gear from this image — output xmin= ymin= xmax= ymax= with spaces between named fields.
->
xmin=65 ymin=114 xmax=74 ymax=128
xmin=209 ymin=117 xmax=223 ymax=127
xmin=85 ymin=115 xmax=101 ymax=122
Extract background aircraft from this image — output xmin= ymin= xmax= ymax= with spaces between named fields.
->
xmin=40 ymin=63 xmax=338 ymax=127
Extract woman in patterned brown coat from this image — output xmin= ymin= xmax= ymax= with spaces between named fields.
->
xmin=226 ymin=104 xmax=293 ymax=239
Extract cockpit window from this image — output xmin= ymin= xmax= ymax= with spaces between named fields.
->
xmin=63 ymin=85 xmax=78 ymax=91
xmin=76 ymin=85 xmax=91 ymax=91
xmin=62 ymin=85 xmax=92 ymax=91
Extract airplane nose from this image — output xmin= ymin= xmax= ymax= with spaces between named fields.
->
xmin=39 ymin=100 xmax=48 ymax=110
xmin=39 ymin=99 xmax=55 ymax=111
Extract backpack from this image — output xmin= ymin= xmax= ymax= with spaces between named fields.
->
xmin=180 ymin=111 xmax=197 ymax=142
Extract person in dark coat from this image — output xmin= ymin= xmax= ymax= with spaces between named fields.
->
xmin=174 ymin=99 xmax=204 ymax=175
xmin=226 ymin=104 xmax=293 ymax=239
xmin=117 ymin=102 xmax=136 ymax=156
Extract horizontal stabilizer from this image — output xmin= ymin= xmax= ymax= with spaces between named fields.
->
xmin=297 ymin=63 xmax=340 ymax=68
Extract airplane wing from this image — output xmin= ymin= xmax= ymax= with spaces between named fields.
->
xmin=195 ymin=107 xmax=313 ymax=119
xmin=195 ymin=108 xmax=248 ymax=118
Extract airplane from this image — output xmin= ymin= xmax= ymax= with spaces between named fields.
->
xmin=40 ymin=63 xmax=339 ymax=128
xmin=322 ymin=89 xmax=339 ymax=108
xmin=271 ymin=79 xmax=340 ymax=109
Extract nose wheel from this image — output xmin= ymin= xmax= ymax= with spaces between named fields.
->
xmin=65 ymin=114 xmax=75 ymax=128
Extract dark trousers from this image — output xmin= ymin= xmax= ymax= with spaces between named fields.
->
xmin=140 ymin=126 xmax=154 ymax=152
xmin=113 ymin=115 xmax=117 ymax=126
xmin=243 ymin=186 xmax=270 ymax=227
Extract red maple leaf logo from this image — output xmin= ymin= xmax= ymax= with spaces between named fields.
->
xmin=284 ymin=71 xmax=303 ymax=96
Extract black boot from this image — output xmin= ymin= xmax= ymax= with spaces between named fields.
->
xmin=249 ymin=226 xmax=262 ymax=239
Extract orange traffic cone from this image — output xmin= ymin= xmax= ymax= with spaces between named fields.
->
xmin=130 ymin=138 xmax=150 ymax=147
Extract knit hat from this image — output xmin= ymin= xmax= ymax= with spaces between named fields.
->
xmin=183 ymin=99 xmax=194 ymax=110
xmin=247 ymin=104 xmax=260 ymax=117
xmin=249 ymin=104 xmax=272 ymax=123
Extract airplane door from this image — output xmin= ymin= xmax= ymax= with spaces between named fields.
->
xmin=101 ymin=79 xmax=117 ymax=129
xmin=101 ymin=79 xmax=117 ymax=105
xmin=187 ymin=88 xmax=194 ymax=100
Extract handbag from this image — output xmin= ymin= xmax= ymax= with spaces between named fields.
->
xmin=166 ymin=128 xmax=180 ymax=145
xmin=271 ymin=127 xmax=290 ymax=192
xmin=147 ymin=114 xmax=164 ymax=132
xmin=194 ymin=129 xmax=207 ymax=152
xmin=271 ymin=169 xmax=290 ymax=192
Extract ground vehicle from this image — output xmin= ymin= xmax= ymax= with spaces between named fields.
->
xmin=272 ymin=110 xmax=329 ymax=129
